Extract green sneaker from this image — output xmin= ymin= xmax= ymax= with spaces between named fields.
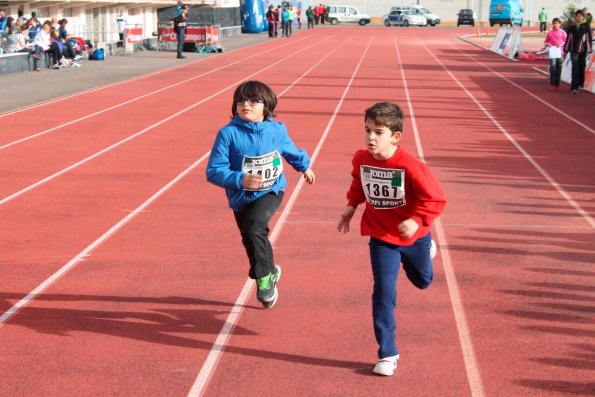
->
xmin=256 ymin=265 xmax=281 ymax=308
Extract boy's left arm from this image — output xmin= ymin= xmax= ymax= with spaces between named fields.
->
xmin=408 ymin=164 xmax=447 ymax=228
xmin=279 ymin=130 xmax=314 ymax=181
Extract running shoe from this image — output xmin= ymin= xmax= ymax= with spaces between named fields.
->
xmin=256 ymin=265 xmax=281 ymax=308
xmin=430 ymin=239 xmax=437 ymax=260
xmin=373 ymin=354 xmax=399 ymax=376
xmin=571 ymin=89 xmax=579 ymax=95
xmin=578 ymin=86 xmax=584 ymax=93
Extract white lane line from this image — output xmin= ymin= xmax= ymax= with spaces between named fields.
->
xmin=395 ymin=39 xmax=486 ymax=397
xmin=0 ymin=36 xmax=313 ymax=151
xmin=423 ymin=42 xmax=595 ymax=228
xmin=0 ymin=152 xmax=211 ymax=326
xmin=453 ymin=43 xmax=595 ymax=136
xmin=187 ymin=36 xmax=373 ymax=397
xmin=0 ymin=37 xmax=332 ymax=207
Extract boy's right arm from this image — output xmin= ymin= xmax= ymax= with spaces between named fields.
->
xmin=338 ymin=153 xmax=365 ymax=233
xmin=206 ymin=130 xmax=244 ymax=189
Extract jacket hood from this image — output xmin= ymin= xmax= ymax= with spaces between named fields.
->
xmin=230 ymin=115 xmax=274 ymax=132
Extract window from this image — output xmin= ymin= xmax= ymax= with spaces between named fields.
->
xmin=338 ymin=6 xmax=346 ymax=13
xmin=348 ymin=7 xmax=356 ymax=15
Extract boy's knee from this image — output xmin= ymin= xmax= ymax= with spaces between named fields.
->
xmin=412 ymin=275 xmax=433 ymax=290
xmin=241 ymin=219 xmax=268 ymax=238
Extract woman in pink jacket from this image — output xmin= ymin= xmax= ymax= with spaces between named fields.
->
xmin=544 ymin=18 xmax=567 ymax=90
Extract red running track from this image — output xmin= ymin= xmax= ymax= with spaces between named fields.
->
xmin=1 ymin=27 xmax=594 ymax=397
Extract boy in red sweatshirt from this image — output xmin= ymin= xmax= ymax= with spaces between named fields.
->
xmin=337 ymin=102 xmax=446 ymax=376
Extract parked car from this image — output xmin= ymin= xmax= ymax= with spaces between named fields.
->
xmin=387 ymin=5 xmax=440 ymax=26
xmin=383 ymin=10 xmax=427 ymax=27
xmin=457 ymin=9 xmax=475 ymax=26
xmin=410 ymin=5 xmax=441 ymax=26
xmin=326 ymin=5 xmax=371 ymax=26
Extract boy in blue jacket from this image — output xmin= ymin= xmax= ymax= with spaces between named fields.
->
xmin=206 ymin=80 xmax=316 ymax=308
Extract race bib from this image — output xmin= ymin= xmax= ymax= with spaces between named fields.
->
xmin=242 ymin=150 xmax=284 ymax=191
xmin=360 ymin=165 xmax=405 ymax=209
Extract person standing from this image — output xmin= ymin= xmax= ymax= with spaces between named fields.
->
xmin=544 ymin=18 xmax=566 ymax=91
xmin=266 ymin=5 xmax=275 ymax=38
xmin=306 ymin=6 xmax=315 ymax=29
xmin=538 ymin=7 xmax=547 ymax=33
xmin=338 ymin=102 xmax=446 ymax=377
xmin=296 ymin=6 xmax=302 ymax=29
xmin=564 ymin=9 xmax=593 ymax=94
xmin=173 ymin=5 xmax=188 ymax=59
xmin=115 ymin=9 xmax=127 ymax=42
xmin=281 ymin=6 xmax=291 ymax=37
xmin=206 ymin=80 xmax=315 ymax=308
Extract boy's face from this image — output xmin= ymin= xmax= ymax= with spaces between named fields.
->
xmin=553 ymin=21 xmax=560 ymax=29
xmin=236 ymin=98 xmax=265 ymax=122
xmin=365 ymin=119 xmax=400 ymax=160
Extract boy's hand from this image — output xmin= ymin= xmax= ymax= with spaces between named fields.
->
xmin=242 ymin=173 xmax=262 ymax=190
xmin=303 ymin=169 xmax=315 ymax=184
xmin=397 ymin=218 xmax=419 ymax=239
xmin=337 ymin=206 xmax=355 ymax=233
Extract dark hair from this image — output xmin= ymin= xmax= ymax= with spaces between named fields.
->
xmin=6 ymin=16 xmax=15 ymax=34
xmin=552 ymin=17 xmax=561 ymax=24
xmin=575 ymin=10 xmax=584 ymax=16
xmin=231 ymin=80 xmax=277 ymax=119
xmin=364 ymin=102 xmax=404 ymax=133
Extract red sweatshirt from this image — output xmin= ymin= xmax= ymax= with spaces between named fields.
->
xmin=346 ymin=147 xmax=446 ymax=246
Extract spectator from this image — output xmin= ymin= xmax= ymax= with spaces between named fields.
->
xmin=15 ymin=25 xmax=35 ymax=55
xmin=538 ymin=7 xmax=547 ymax=33
xmin=265 ymin=5 xmax=275 ymax=38
xmin=314 ymin=4 xmax=320 ymax=24
xmin=296 ymin=6 xmax=302 ymax=29
xmin=306 ymin=6 xmax=314 ymax=29
xmin=173 ymin=5 xmax=188 ymax=59
xmin=544 ymin=18 xmax=566 ymax=91
xmin=0 ymin=8 xmax=7 ymax=31
xmin=26 ymin=17 xmax=41 ymax=41
xmin=274 ymin=6 xmax=281 ymax=37
xmin=58 ymin=18 xmax=79 ymax=62
xmin=33 ymin=21 xmax=61 ymax=69
xmin=281 ymin=6 xmax=291 ymax=37
xmin=564 ymin=9 xmax=593 ymax=94
xmin=115 ymin=9 xmax=127 ymax=42
xmin=2 ymin=17 xmax=17 ymax=53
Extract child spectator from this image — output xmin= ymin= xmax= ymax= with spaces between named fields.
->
xmin=206 ymin=80 xmax=315 ymax=308
xmin=564 ymin=10 xmax=593 ymax=94
xmin=338 ymin=102 xmax=446 ymax=376
xmin=2 ymin=17 xmax=17 ymax=52
xmin=544 ymin=18 xmax=566 ymax=91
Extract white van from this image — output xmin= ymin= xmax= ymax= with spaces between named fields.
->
xmin=388 ymin=5 xmax=441 ymax=26
xmin=326 ymin=5 xmax=371 ymax=26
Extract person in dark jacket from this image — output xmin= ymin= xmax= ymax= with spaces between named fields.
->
xmin=564 ymin=10 xmax=593 ymax=94
xmin=173 ymin=5 xmax=188 ymax=59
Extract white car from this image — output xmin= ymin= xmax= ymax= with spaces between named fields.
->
xmin=383 ymin=10 xmax=427 ymax=27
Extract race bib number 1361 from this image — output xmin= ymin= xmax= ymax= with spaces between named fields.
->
xmin=360 ymin=165 xmax=405 ymax=209
xmin=242 ymin=151 xmax=284 ymax=191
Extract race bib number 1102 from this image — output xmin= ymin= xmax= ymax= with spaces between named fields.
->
xmin=360 ymin=165 xmax=405 ymax=209
xmin=242 ymin=151 xmax=284 ymax=191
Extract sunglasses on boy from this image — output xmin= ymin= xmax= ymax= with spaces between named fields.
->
xmin=235 ymin=97 xmax=264 ymax=106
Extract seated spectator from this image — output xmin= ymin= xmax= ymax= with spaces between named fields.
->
xmin=16 ymin=25 xmax=34 ymax=53
xmin=26 ymin=17 xmax=41 ymax=41
xmin=33 ymin=21 xmax=61 ymax=69
xmin=0 ymin=8 xmax=7 ymax=32
xmin=2 ymin=17 xmax=17 ymax=53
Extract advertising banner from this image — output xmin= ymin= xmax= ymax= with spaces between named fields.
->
xmin=158 ymin=26 xmax=220 ymax=44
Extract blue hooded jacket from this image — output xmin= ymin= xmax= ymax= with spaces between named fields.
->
xmin=206 ymin=115 xmax=311 ymax=212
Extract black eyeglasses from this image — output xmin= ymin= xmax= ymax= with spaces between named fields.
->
xmin=235 ymin=97 xmax=264 ymax=106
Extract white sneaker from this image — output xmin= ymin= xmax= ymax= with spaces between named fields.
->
xmin=70 ymin=62 xmax=81 ymax=68
xmin=74 ymin=54 xmax=83 ymax=60
xmin=430 ymin=239 xmax=437 ymax=259
xmin=373 ymin=354 xmax=399 ymax=376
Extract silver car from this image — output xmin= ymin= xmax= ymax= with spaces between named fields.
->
xmin=383 ymin=10 xmax=427 ymax=27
